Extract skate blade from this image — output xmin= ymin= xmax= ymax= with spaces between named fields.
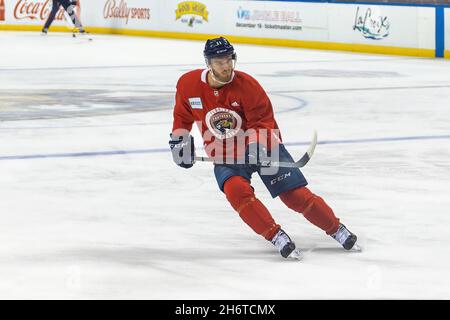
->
xmin=350 ymin=243 xmax=363 ymax=252
xmin=287 ymin=248 xmax=303 ymax=261
xmin=73 ymin=33 xmax=93 ymax=41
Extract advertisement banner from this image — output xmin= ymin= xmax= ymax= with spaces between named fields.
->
xmin=0 ymin=0 xmax=440 ymax=57
xmin=86 ymin=0 xmax=159 ymax=29
xmin=0 ymin=0 xmax=159 ymax=30
xmin=158 ymin=0 xmax=223 ymax=33
xmin=225 ymin=1 xmax=328 ymax=41
xmin=5 ymin=0 xmax=82 ymax=26
xmin=0 ymin=0 xmax=5 ymax=22
xmin=328 ymin=4 xmax=435 ymax=49
xmin=157 ymin=0 xmax=329 ymax=42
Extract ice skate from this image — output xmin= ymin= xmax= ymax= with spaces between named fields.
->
xmin=331 ymin=223 xmax=361 ymax=251
xmin=271 ymin=229 xmax=303 ymax=260
xmin=72 ymin=28 xmax=92 ymax=41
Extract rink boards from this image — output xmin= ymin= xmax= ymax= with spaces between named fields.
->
xmin=0 ymin=0 xmax=448 ymax=58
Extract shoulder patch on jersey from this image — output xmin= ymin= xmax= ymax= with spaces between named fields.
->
xmin=189 ymin=97 xmax=203 ymax=109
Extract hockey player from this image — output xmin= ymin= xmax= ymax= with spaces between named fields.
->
xmin=169 ymin=37 xmax=359 ymax=260
xmin=42 ymin=0 xmax=86 ymax=35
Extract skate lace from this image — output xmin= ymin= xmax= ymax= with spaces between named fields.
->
xmin=332 ymin=225 xmax=351 ymax=245
xmin=271 ymin=230 xmax=291 ymax=251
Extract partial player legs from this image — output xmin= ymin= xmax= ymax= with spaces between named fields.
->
xmin=279 ymin=186 xmax=340 ymax=235
xmin=42 ymin=0 xmax=60 ymax=32
xmin=61 ymin=0 xmax=84 ymax=31
xmin=223 ymin=176 xmax=280 ymax=240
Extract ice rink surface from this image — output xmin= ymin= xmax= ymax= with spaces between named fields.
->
xmin=1 ymin=31 xmax=449 ymax=299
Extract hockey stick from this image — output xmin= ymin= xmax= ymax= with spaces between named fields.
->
xmin=194 ymin=130 xmax=318 ymax=168
xmin=62 ymin=11 xmax=75 ymax=32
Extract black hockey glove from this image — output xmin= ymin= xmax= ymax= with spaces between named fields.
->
xmin=169 ymin=133 xmax=195 ymax=169
xmin=245 ymin=142 xmax=268 ymax=170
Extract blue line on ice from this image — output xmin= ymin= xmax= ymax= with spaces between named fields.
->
xmin=1 ymin=134 xmax=449 ymax=161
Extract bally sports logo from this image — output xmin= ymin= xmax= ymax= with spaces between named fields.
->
xmin=103 ymin=0 xmax=151 ymax=24
xmin=13 ymin=0 xmax=80 ymax=21
xmin=0 ymin=0 xmax=5 ymax=21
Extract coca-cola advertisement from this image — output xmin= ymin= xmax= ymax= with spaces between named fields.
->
xmin=0 ymin=0 xmax=5 ymax=22
xmin=13 ymin=0 xmax=81 ymax=22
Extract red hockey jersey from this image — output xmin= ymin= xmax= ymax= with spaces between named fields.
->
xmin=172 ymin=69 xmax=281 ymax=160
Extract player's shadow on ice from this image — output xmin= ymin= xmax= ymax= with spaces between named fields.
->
xmin=302 ymin=246 xmax=363 ymax=256
xmin=18 ymin=246 xmax=285 ymax=265
xmin=14 ymin=245 xmax=360 ymax=267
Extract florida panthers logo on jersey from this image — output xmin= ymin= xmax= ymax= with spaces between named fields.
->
xmin=205 ymin=107 xmax=242 ymax=139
